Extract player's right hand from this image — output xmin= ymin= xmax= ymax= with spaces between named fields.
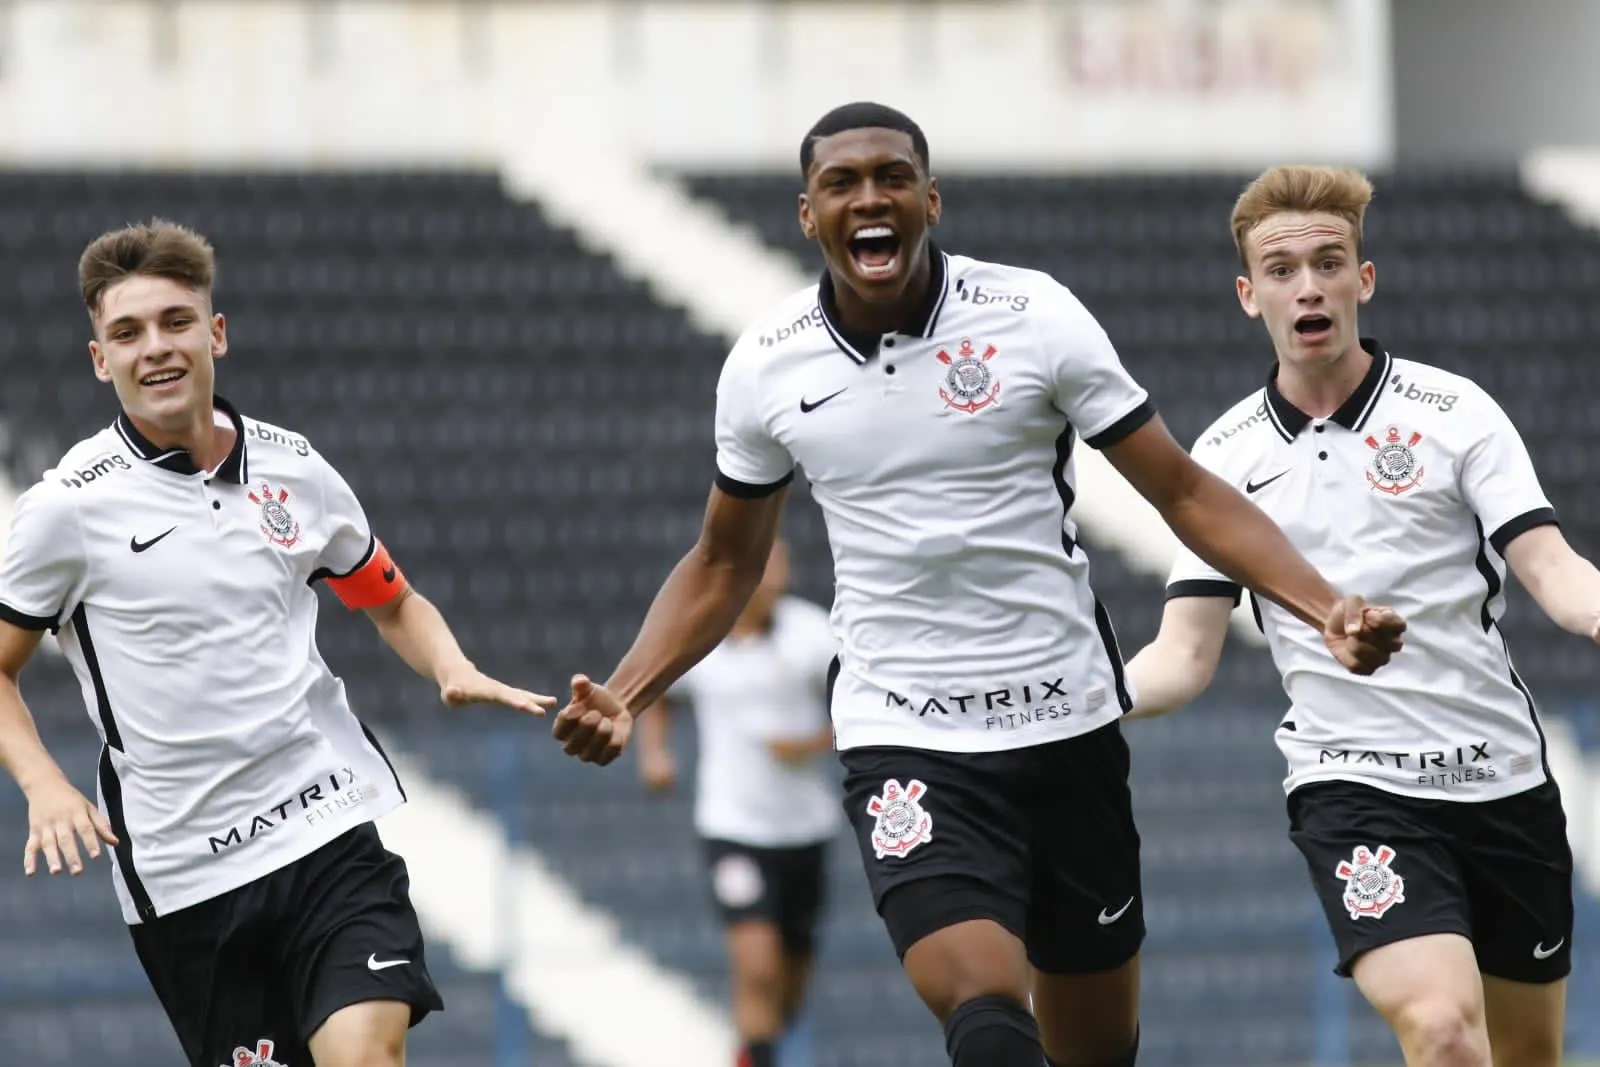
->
xmin=637 ymin=746 xmax=678 ymax=792
xmin=1322 ymin=595 xmax=1407 ymax=675
xmin=552 ymin=674 xmax=633 ymax=766
xmin=24 ymin=774 xmax=117 ymax=876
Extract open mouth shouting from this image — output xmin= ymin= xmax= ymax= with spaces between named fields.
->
xmin=1294 ymin=313 xmax=1334 ymax=344
xmin=848 ymin=224 xmax=902 ymax=281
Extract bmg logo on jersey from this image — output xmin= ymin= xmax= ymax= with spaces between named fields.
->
xmin=1388 ymin=373 xmax=1458 ymax=412
xmin=58 ymin=452 xmax=130 ymax=488
xmin=955 ymin=280 xmax=1030 ymax=312
xmin=758 ymin=305 xmax=825 ymax=347
xmin=884 ymin=677 xmax=1076 ymax=731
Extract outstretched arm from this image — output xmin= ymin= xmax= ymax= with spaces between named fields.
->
xmin=552 ymin=484 xmax=788 ymax=765
xmin=0 ymin=621 xmax=117 ymax=875
xmin=1103 ymin=416 xmax=1404 ymax=672
xmin=1124 ymin=596 xmax=1235 ymax=718
xmin=1504 ymin=525 xmax=1600 ymax=642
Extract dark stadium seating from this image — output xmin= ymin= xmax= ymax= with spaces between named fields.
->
xmin=0 ymin=168 xmax=1594 ymax=1064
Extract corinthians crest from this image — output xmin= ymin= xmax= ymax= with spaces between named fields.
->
xmin=1335 ymin=844 xmax=1406 ymax=920
xmin=866 ymin=778 xmax=934 ymax=860
xmin=937 ymin=339 xmax=1001 ymax=414
xmin=1365 ymin=425 xmax=1424 ymax=495
xmin=225 ymin=1038 xmax=286 ymax=1067
xmin=248 ymin=481 xmax=301 ymax=548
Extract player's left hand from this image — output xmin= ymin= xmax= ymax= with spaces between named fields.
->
xmin=437 ymin=662 xmax=557 ymax=716
xmin=552 ymin=674 xmax=634 ymax=766
xmin=1323 ymin=595 xmax=1406 ymax=675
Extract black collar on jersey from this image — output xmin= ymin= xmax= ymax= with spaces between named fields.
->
xmin=114 ymin=395 xmax=249 ymax=483
xmin=817 ymin=242 xmax=951 ymax=364
xmin=1264 ymin=338 xmax=1392 ymax=441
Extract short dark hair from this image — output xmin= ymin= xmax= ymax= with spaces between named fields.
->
xmin=799 ymin=102 xmax=930 ymax=180
xmin=79 ymin=219 xmax=216 ymax=317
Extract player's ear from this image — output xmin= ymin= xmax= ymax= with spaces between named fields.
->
xmin=1357 ymin=260 xmax=1376 ymax=305
xmin=926 ymin=175 xmax=941 ymax=228
xmin=798 ymin=193 xmax=816 ymax=241
xmin=1236 ymin=274 xmax=1261 ymax=318
xmin=210 ymin=312 xmax=229 ymax=359
xmin=89 ymin=340 xmax=112 ymax=383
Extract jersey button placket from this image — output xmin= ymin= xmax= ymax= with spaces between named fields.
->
xmin=881 ymin=336 xmax=902 ymax=395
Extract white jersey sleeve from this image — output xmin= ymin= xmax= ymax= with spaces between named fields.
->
xmin=312 ymin=455 xmax=377 ymax=578
xmin=1456 ymin=389 xmax=1557 ymax=555
xmin=0 ymin=482 xmax=85 ymax=631
xmin=1036 ymin=281 xmax=1155 ymax=449
xmin=1165 ymin=436 xmax=1244 ymax=603
xmin=714 ymin=344 xmax=796 ymax=495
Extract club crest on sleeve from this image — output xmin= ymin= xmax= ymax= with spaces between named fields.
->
xmin=247 ymin=481 xmax=301 ymax=548
xmin=937 ymin=339 xmax=1001 ymax=414
xmin=1365 ymin=426 xmax=1424 ymax=495
xmin=867 ymin=778 xmax=933 ymax=859
xmin=1335 ymin=844 xmax=1406 ymax=920
xmin=225 ymin=1038 xmax=285 ymax=1067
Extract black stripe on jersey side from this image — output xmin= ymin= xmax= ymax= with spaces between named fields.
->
xmin=0 ymin=600 xmax=58 ymax=632
xmin=72 ymin=604 xmax=123 ymax=752
xmin=714 ymin=469 xmax=795 ymax=500
xmin=99 ymin=746 xmax=155 ymax=921
xmin=1472 ymin=517 xmax=1551 ymax=778
xmin=1165 ymin=579 xmax=1242 ymax=605
xmin=825 ymin=656 xmax=841 ymax=713
xmin=1488 ymin=507 xmax=1558 ymax=557
xmin=359 ymin=722 xmax=407 ymax=802
xmin=1052 ymin=420 xmax=1132 ymax=711
xmin=308 ymin=533 xmax=378 ymax=586
xmin=1084 ymin=399 xmax=1157 ymax=450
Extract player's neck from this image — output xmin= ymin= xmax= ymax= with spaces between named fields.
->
xmin=125 ymin=401 xmax=235 ymax=473
xmin=828 ymin=248 xmax=934 ymax=335
xmin=1274 ymin=343 xmax=1372 ymax=419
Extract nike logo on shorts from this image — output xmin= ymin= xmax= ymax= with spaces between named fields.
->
xmin=1097 ymin=896 xmax=1135 ymax=925
xmin=367 ymin=954 xmax=410 ymax=971
xmin=1532 ymin=939 xmax=1564 ymax=960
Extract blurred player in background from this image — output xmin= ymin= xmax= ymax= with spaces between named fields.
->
xmin=554 ymin=104 xmax=1405 ymax=1067
xmin=636 ymin=537 xmax=838 ymax=1067
xmin=1127 ymin=165 xmax=1584 ymax=1067
xmin=0 ymin=220 xmax=552 ymax=1067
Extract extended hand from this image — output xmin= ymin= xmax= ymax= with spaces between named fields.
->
xmin=24 ymin=775 xmax=117 ymax=876
xmin=1322 ymin=596 xmax=1407 ymax=675
xmin=438 ymin=663 xmax=557 ymax=716
xmin=551 ymin=675 xmax=633 ymax=766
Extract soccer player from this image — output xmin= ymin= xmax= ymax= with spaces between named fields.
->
xmin=636 ymin=537 xmax=837 ymax=1067
xmin=552 ymin=104 xmax=1406 ymax=1067
xmin=0 ymin=221 xmax=554 ymax=1067
xmin=1125 ymin=165 xmax=1583 ymax=1067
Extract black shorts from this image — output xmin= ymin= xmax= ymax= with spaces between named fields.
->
xmin=840 ymin=720 xmax=1143 ymax=974
xmin=129 ymin=822 xmax=444 ymax=1067
xmin=702 ymin=837 xmax=829 ymax=954
xmin=1289 ymin=779 xmax=1574 ymax=982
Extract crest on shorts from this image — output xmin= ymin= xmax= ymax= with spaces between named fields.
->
xmin=247 ymin=481 xmax=301 ymax=548
xmin=224 ymin=1038 xmax=285 ymax=1067
xmin=1335 ymin=843 xmax=1406 ymax=920
xmin=867 ymin=778 xmax=934 ymax=859
xmin=937 ymin=339 xmax=1001 ymax=414
xmin=712 ymin=852 xmax=765 ymax=909
xmin=1364 ymin=426 xmax=1424 ymax=495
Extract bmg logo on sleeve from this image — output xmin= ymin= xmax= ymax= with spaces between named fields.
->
xmin=59 ymin=452 xmax=130 ymax=488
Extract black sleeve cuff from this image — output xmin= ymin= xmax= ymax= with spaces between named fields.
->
xmin=714 ymin=469 xmax=794 ymax=500
xmin=1085 ymin=399 xmax=1158 ymax=450
xmin=1165 ymin=579 xmax=1242 ymax=606
xmin=307 ymin=533 xmax=377 ymax=586
xmin=1489 ymin=507 xmax=1558 ymax=557
xmin=0 ymin=601 xmax=59 ymax=632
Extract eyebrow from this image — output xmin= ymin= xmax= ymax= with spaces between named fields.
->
xmin=101 ymin=305 xmax=199 ymax=332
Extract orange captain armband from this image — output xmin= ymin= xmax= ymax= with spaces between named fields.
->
xmin=327 ymin=539 xmax=410 ymax=610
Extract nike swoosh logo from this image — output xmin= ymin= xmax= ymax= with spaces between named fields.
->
xmin=367 ymin=954 xmax=410 ymax=971
xmin=1533 ymin=939 xmax=1564 ymax=960
xmin=130 ymin=527 xmax=178 ymax=553
xmin=799 ymin=388 xmax=848 ymax=414
xmin=382 ymin=565 xmax=397 ymax=583
xmin=1097 ymin=896 xmax=1135 ymax=925
xmin=1245 ymin=470 xmax=1290 ymax=495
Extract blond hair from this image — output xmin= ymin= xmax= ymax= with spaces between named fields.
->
xmin=1231 ymin=165 xmax=1373 ymax=271
xmin=78 ymin=219 xmax=216 ymax=317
